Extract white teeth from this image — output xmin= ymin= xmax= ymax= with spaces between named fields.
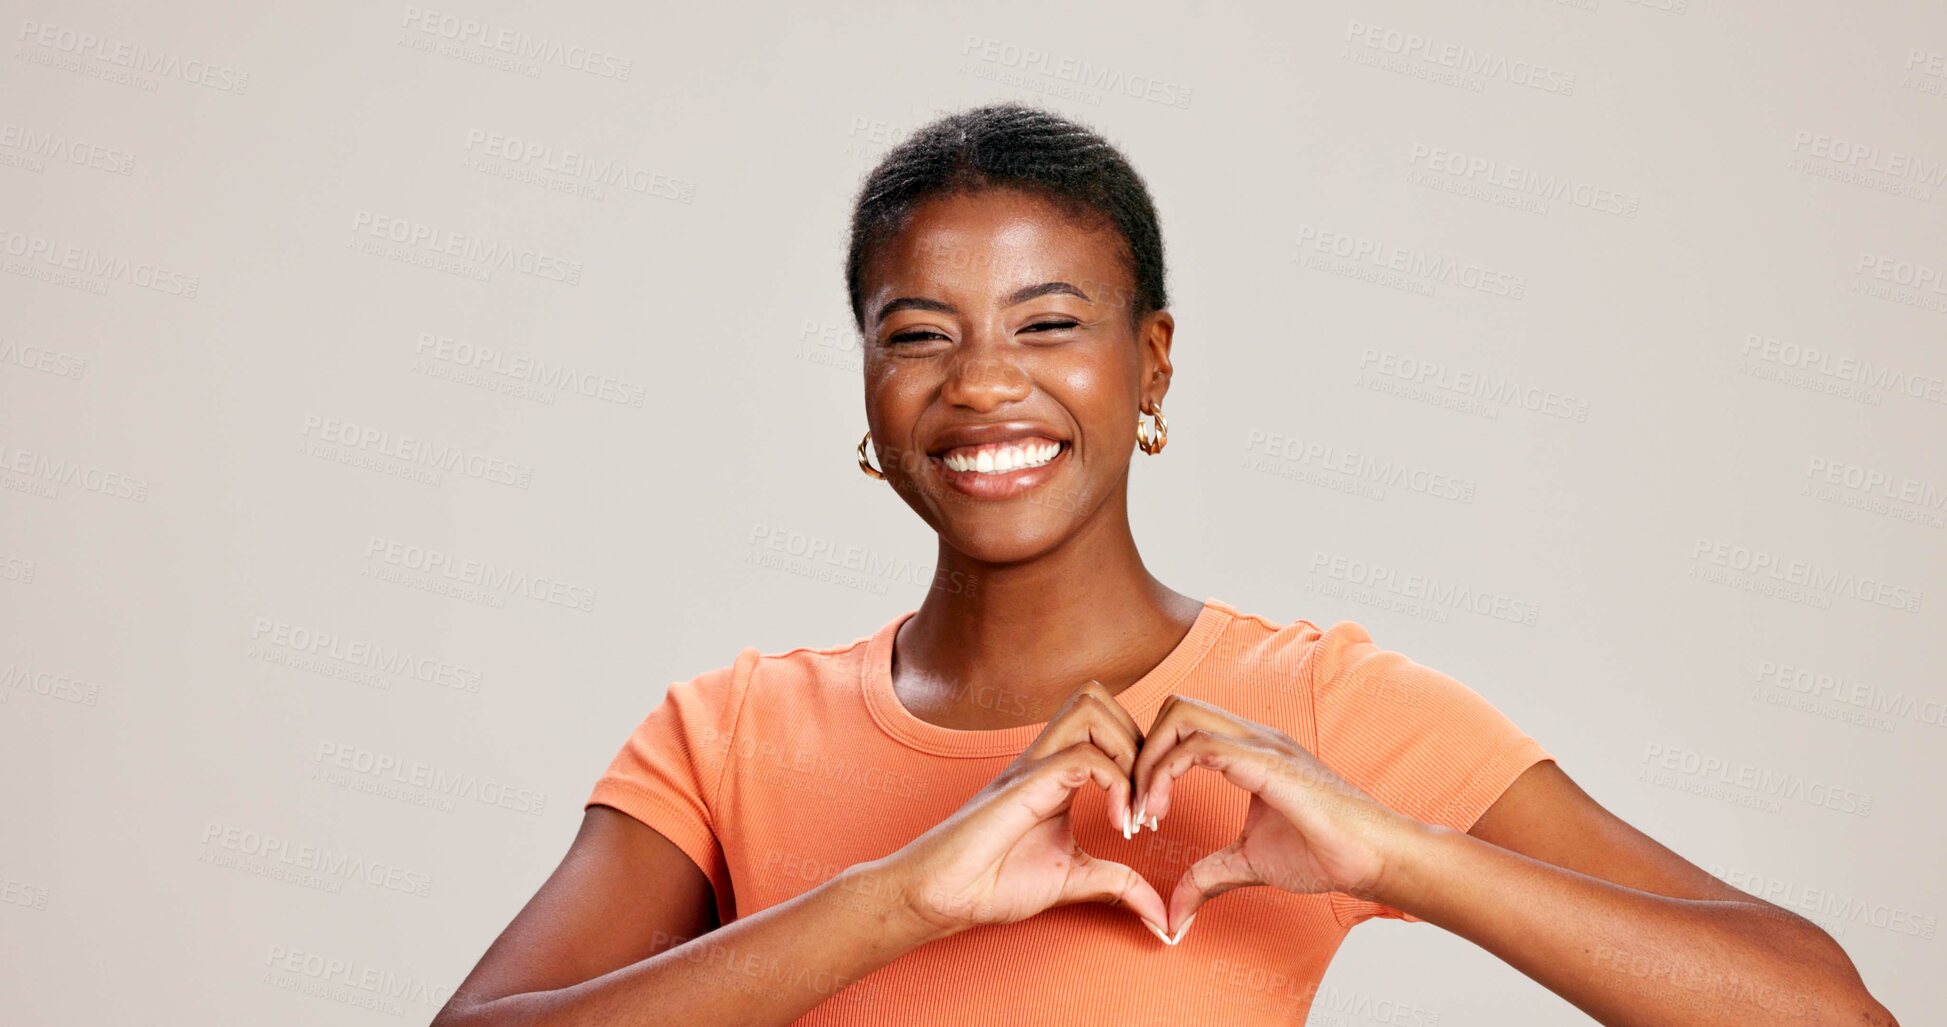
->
xmin=942 ymin=440 xmax=1061 ymax=474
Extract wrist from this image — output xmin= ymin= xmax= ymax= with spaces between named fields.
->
xmin=828 ymin=857 xmax=958 ymax=949
xmin=1362 ymin=815 xmax=1458 ymax=914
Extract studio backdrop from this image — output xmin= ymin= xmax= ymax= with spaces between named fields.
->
xmin=2 ymin=1 xmax=1942 ymax=1022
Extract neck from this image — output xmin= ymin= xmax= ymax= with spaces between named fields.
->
xmin=893 ymin=490 xmax=1203 ymax=728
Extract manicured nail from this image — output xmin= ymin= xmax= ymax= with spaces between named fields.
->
xmin=1147 ymin=814 xmax=1158 ymax=831
xmin=1133 ymin=798 xmax=1147 ymax=833
xmin=1168 ymin=912 xmax=1196 ymax=945
xmin=1121 ymin=808 xmax=1132 ymax=839
xmin=1141 ymin=919 xmax=1173 ymax=944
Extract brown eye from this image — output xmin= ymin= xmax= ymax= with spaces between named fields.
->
xmin=1022 ymin=320 xmax=1079 ymax=333
xmin=888 ymin=329 xmax=947 ymax=344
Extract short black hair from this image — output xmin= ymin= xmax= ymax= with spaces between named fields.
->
xmin=844 ymin=103 xmax=1168 ymax=330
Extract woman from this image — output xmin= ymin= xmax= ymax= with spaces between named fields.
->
xmin=433 ymin=105 xmax=1897 ymax=1026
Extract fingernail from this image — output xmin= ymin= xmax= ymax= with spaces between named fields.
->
xmin=1133 ymin=798 xmax=1147 ymax=833
xmin=1121 ymin=808 xmax=1132 ymax=839
xmin=1168 ymin=912 xmax=1196 ymax=945
xmin=1141 ymin=919 xmax=1172 ymax=944
xmin=1147 ymin=814 xmax=1158 ymax=831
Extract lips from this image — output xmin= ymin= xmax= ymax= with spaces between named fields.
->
xmin=938 ymin=437 xmax=1064 ymax=474
xmin=923 ymin=422 xmax=1072 ymax=500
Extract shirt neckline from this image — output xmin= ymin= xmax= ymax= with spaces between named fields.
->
xmin=860 ymin=596 xmax=1237 ymax=757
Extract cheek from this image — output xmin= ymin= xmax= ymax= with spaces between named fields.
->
xmin=863 ymin=362 xmax=932 ymax=431
xmin=1046 ymin=357 xmax=1138 ymax=433
xmin=862 ymin=354 xmax=895 ymax=390
xmin=867 ymin=361 xmax=920 ymax=399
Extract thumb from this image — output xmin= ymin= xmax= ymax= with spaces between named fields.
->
xmin=1057 ymin=853 xmax=1169 ymax=938
xmin=1165 ymin=838 xmax=1261 ymax=940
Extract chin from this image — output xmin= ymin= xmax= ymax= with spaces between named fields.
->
xmin=892 ymin=458 xmax=1103 ymax=565
xmin=937 ymin=515 xmax=1070 ymax=567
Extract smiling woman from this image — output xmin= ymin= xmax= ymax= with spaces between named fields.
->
xmin=432 ymin=105 xmax=1900 ymax=1027
xmin=857 ymin=206 xmax=1166 ymax=522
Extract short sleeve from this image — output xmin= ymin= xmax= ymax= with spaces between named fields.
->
xmin=585 ymin=647 xmax=758 ymax=919
xmin=1305 ymin=621 xmax=1554 ymax=928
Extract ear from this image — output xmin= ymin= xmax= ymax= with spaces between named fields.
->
xmin=1139 ymin=309 xmax=1176 ymax=410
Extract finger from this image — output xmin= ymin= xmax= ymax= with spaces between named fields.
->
xmin=1024 ymin=686 xmax=1142 ymax=832
xmin=1009 ymin=741 xmax=1134 ymax=834
xmin=1142 ymin=730 xmax=1283 ymax=825
xmin=1075 ymin=678 xmax=1147 ymax=751
xmin=1056 ymin=853 xmax=1169 ymax=935
xmin=1078 ymin=697 xmax=1144 ymax=836
xmin=1067 ymin=683 xmax=1151 ymax=833
xmin=1073 ymin=693 xmax=1141 ymax=777
xmin=1131 ymin=699 xmax=1258 ymax=826
xmin=1028 ymin=683 xmax=1142 ymax=770
xmin=1164 ymin=839 xmax=1261 ymax=939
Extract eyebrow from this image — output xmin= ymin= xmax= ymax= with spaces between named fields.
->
xmin=874 ymin=281 xmax=1092 ymax=322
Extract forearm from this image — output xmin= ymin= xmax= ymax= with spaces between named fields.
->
xmin=1378 ymin=822 xmax=1898 ymax=1026
xmin=449 ymin=859 xmax=937 ymax=1027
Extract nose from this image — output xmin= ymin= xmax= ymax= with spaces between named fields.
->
xmin=939 ymin=340 xmax=1032 ymax=413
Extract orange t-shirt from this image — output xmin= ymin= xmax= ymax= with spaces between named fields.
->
xmin=585 ymin=597 xmax=1554 ymax=1025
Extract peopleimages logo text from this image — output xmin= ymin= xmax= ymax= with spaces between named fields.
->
xmin=363 ymin=536 xmax=597 ymax=612
xmin=398 ymin=7 xmax=631 ymax=79
xmin=1297 ymin=224 xmax=1527 ymax=299
xmin=349 ymin=210 xmax=582 ymax=284
xmin=1343 ymin=20 xmax=1575 ymax=95
xmin=959 ymin=35 xmax=1193 ymax=109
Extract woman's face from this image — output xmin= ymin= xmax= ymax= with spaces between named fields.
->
xmin=858 ymin=186 xmax=1174 ymax=564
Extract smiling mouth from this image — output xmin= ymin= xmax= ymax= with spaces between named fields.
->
xmin=935 ymin=437 xmax=1067 ymax=474
xmin=926 ymin=436 xmax=1072 ymax=500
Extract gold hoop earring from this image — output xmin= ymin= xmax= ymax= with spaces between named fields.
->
xmin=857 ymin=431 xmax=886 ymax=480
xmin=1137 ymin=404 xmax=1168 ymax=455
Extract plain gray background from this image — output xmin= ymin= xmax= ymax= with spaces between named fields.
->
xmin=3 ymin=1 xmax=1942 ymax=1022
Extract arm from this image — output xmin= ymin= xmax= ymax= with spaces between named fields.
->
xmin=431 ymin=806 xmax=940 ymax=1027
xmin=1128 ymin=696 xmax=1900 ymax=1026
xmin=439 ymin=680 xmax=1169 ymax=1025
xmin=1377 ymin=760 xmax=1900 ymax=1026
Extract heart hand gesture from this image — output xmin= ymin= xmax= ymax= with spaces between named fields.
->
xmin=1131 ymin=694 xmax=1418 ymax=941
xmin=885 ymin=680 xmax=1170 ymax=943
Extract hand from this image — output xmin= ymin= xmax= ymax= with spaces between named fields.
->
xmin=1130 ymin=695 xmax=1421 ymax=942
xmin=885 ymin=680 xmax=1170 ymax=944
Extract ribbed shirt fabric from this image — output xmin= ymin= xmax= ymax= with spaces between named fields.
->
xmin=585 ymin=596 xmax=1553 ymax=1025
